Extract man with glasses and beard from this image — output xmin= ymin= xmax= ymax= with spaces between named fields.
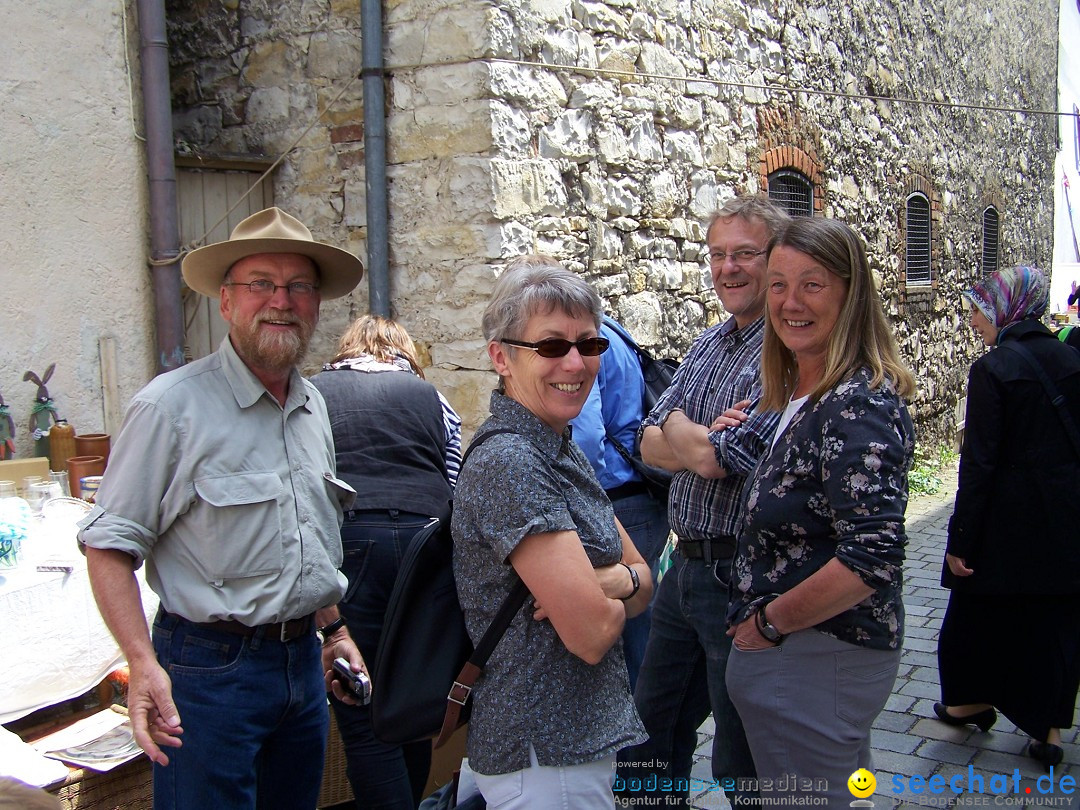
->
xmin=616 ymin=195 xmax=789 ymax=808
xmin=79 ymin=208 xmax=366 ymax=810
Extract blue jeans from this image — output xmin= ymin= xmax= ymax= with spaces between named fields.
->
xmin=151 ymin=611 xmax=328 ymax=810
xmin=331 ymin=509 xmax=434 ymax=809
xmin=610 ymin=491 xmax=670 ymax=693
xmin=617 ymin=551 xmax=756 ymax=807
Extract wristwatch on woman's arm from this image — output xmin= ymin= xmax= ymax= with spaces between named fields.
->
xmin=755 ymin=601 xmax=785 ymax=644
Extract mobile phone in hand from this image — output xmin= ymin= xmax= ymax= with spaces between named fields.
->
xmin=332 ymin=657 xmax=372 ymax=705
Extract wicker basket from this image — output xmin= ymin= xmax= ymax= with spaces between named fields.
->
xmin=317 ymin=710 xmax=353 ymax=808
xmin=47 ymin=757 xmax=153 ymax=810
xmin=41 ymin=711 xmax=352 ymax=809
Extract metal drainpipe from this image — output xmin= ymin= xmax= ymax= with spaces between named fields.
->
xmin=136 ymin=0 xmax=185 ymax=374
xmin=361 ymin=0 xmax=390 ymax=316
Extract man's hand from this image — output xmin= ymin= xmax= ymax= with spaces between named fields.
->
xmin=323 ymin=636 xmax=368 ymax=704
xmin=127 ymin=659 xmax=183 ymax=765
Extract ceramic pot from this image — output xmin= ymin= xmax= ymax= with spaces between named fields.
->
xmin=67 ymin=456 xmax=105 ymax=500
xmin=75 ymin=434 xmax=111 ymax=466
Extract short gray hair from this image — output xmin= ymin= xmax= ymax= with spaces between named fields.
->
xmin=706 ymin=194 xmax=791 ymax=242
xmin=482 ymin=254 xmax=603 ymax=343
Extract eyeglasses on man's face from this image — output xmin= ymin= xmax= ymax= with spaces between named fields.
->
xmin=501 ymin=336 xmax=610 ymax=358
xmin=224 ymin=279 xmax=320 ymax=298
xmin=708 ymin=249 xmax=767 ymax=266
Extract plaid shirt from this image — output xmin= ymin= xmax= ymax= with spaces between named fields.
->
xmin=640 ymin=316 xmax=779 ymax=540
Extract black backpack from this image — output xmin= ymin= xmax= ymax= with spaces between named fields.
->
xmin=603 ymin=319 xmax=679 ymax=501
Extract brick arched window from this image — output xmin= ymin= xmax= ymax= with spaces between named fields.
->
xmin=767 ymin=169 xmax=813 ymax=217
xmin=905 ymin=193 xmax=932 ymax=286
xmin=981 ymin=205 xmax=1000 ymax=275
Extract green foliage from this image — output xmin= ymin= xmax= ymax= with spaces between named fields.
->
xmin=909 ymin=444 xmax=959 ymax=497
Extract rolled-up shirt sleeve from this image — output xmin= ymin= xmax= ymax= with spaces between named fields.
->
xmin=709 ymin=392 xmax=780 ymax=477
xmin=77 ymin=398 xmax=187 ymax=563
xmin=821 ymin=390 xmax=910 ymax=588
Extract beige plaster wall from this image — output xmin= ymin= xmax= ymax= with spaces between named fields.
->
xmin=0 ymin=2 xmax=156 ymax=459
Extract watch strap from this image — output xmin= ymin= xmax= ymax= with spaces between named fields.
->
xmin=619 ymin=563 xmax=640 ymax=601
xmin=318 ymin=616 xmax=347 ymax=644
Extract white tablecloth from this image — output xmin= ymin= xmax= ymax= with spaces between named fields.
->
xmin=0 ymin=509 xmax=158 ymax=724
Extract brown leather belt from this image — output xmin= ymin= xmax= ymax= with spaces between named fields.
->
xmin=679 ymin=537 xmax=736 ymax=563
xmin=196 ymin=614 xmax=315 ymax=643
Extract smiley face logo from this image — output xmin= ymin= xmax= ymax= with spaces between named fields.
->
xmin=848 ymin=768 xmax=876 ymax=799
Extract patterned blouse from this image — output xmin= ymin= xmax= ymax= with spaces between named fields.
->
xmin=451 ymin=392 xmax=646 ymax=775
xmin=728 ymin=368 xmax=915 ymax=650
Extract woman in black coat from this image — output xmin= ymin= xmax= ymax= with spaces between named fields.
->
xmin=935 ymin=266 xmax=1080 ymax=770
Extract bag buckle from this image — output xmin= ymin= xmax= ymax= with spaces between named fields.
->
xmin=447 ymin=681 xmax=472 ymax=706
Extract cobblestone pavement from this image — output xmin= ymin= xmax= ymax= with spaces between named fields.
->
xmin=681 ymin=463 xmax=1079 ymax=809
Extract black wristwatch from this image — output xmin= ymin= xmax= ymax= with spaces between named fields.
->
xmin=318 ymin=616 xmax=347 ymax=645
xmin=755 ymin=604 xmax=785 ymax=644
xmin=619 ymin=563 xmax=640 ymax=601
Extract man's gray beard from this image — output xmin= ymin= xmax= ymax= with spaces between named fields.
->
xmin=233 ymin=322 xmax=311 ymax=376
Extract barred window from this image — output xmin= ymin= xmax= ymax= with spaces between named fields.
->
xmin=981 ymin=206 xmax=1000 ymax=275
xmin=767 ymin=170 xmax=813 ymax=217
xmin=905 ymin=193 xmax=932 ymax=286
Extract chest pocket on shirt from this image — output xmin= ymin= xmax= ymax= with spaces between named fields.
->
xmin=193 ymin=472 xmax=283 ymax=581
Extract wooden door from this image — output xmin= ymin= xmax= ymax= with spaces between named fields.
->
xmin=177 ymin=162 xmax=274 ymax=361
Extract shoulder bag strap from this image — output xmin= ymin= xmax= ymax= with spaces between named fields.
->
xmin=435 ymin=428 xmax=530 ymax=748
xmin=998 ymin=340 xmax=1080 ymax=459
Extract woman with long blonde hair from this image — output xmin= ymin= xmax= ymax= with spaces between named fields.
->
xmin=726 ymin=217 xmax=916 ymax=806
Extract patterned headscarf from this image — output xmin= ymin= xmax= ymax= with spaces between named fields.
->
xmin=962 ymin=265 xmax=1049 ymax=330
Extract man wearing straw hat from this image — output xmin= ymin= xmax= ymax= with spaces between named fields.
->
xmin=79 ymin=208 xmax=366 ymax=809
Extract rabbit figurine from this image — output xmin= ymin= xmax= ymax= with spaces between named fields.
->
xmin=0 ymin=391 xmax=14 ymax=460
xmin=23 ymin=364 xmax=58 ymax=459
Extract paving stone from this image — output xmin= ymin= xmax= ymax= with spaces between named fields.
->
xmin=912 ymin=717 xmax=978 ymax=743
xmin=899 ymin=679 xmax=944 ymax=699
xmin=901 ymin=650 xmax=939 ymax=668
xmin=876 ymin=728 xmax=923 ymax=754
xmin=875 ymin=710 xmax=919 ymax=734
xmin=909 ymin=664 xmax=941 ymax=682
xmin=873 ymin=750 xmax=938 ymax=777
xmin=902 ymin=636 xmax=940 ymax=653
xmin=917 ymin=738 xmax=978 ymax=765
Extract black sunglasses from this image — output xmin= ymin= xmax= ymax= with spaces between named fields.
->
xmin=501 ymin=336 xmax=610 ymax=358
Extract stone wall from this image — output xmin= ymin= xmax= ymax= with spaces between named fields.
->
xmin=167 ymin=0 xmax=1058 ymax=447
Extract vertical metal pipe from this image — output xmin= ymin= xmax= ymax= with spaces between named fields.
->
xmin=361 ymin=0 xmax=390 ymax=316
xmin=136 ymin=0 xmax=185 ymax=373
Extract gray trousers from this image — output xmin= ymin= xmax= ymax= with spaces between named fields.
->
xmin=726 ymin=629 xmax=900 ymax=807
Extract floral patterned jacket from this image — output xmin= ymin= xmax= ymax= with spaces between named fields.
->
xmin=728 ymin=368 xmax=915 ymax=650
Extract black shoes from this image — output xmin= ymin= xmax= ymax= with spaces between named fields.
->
xmin=933 ymin=702 xmax=997 ymax=733
xmin=1027 ymin=741 xmax=1064 ymax=771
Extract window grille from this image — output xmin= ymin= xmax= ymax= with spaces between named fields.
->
xmin=767 ymin=170 xmax=813 ymax=217
xmin=905 ymin=193 xmax=932 ymax=285
xmin=981 ymin=206 xmax=1000 ymax=275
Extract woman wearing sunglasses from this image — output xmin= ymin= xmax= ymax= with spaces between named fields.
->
xmin=451 ymin=255 xmax=649 ymax=808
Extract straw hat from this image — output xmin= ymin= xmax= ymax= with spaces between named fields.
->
xmin=181 ymin=207 xmax=364 ymax=299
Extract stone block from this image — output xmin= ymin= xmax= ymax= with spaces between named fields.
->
xmin=307 ymin=30 xmax=362 ymax=78
xmin=626 ymin=117 xmax=663 ymax=162
xmin=490 ymin=61 xmax=568 ymax=106
xmin=386 ymin=101 xmax=493 ymax=162
xmin=491 ymin=159 xmax=568 ymax=218
xmin=573 ymin=0 xmax=629 ymax=36
xmin=604 ymin=176 xmax=641 ymax=217
xmin=539 ymin=109 xmax=595 ymax=162
xmin=638 ymin=40 xmax=686 ymax=81
xmin=243 ymin=39 xmax=291 ymax=85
